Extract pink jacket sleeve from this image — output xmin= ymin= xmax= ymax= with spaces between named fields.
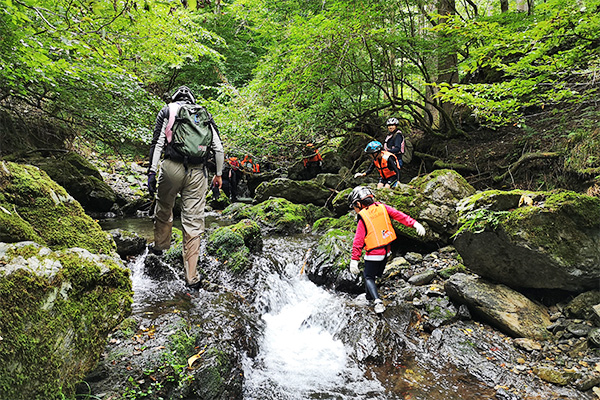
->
xmin=351 ymin=219 xmax=367 ymax=261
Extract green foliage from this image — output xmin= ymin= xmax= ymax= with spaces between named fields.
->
xmin=435 ymin=0 xmax=600 ymax=125
xmin=453 ymin=209 xmax=511 ymax=237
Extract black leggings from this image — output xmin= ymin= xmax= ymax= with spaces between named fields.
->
xmin=363 ymin=257 xmax=387 ymax=300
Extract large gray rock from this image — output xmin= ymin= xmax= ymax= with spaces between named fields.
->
xmin=445 ymin=273 xmax=552 ymax=340
xmin=454 ymin=190 xmax=600 ymax=291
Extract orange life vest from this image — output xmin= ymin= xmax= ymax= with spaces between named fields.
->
xmin=373 ymin=151 xmax=400 ymax=179
xmin=358 ymin=203 xmax=397 ymax=251
xmin=242 ymin=155 xmax=260 ymax=173
xmin=303 ymin=149 xmax=323 ymax=167
xmin=228 ymin=157 xmax=240 ymax=170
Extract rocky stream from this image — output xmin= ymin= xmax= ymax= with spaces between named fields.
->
xmin=0 ymin=155 xmax=599 ymax=400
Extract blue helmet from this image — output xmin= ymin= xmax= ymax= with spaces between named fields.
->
xmin=364 ymin=141 xmax=383 ymax=154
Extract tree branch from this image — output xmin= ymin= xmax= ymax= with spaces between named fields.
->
xmin=494 ymin=152 xmax=561 ymax=183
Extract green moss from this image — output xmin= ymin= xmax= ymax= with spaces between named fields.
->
xmin=0 ymin=161 xmax=115 ymax=254
xmin=230 ymin=219 xmax=262 ymax=252
xmin=438 ymin=263 xmax=467 ymax=279
xmin=207 ymin=227 xmax=249 ymax=273
xmin=315 ymin=229 xmax=354 ymax=272
xmin=312 ymin=214 xmax=355 ymax=233
xmin=223 ymin=197 xmax=310 ymax=233
xmin=0 ymin=245 xmax=132 ymax=400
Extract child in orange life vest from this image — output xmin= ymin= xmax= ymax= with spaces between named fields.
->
xmin=348 ymin=186 xmax=426 ymax=314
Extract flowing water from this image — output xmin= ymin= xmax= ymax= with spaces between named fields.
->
xmin=243 ymin=237 xmax=391 ymax=400
xmin=100 ymin=217 xmax=500 ymax=399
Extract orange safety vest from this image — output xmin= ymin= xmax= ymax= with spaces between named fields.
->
xmin=303 ymin=149 xmax=323 ymax=167
xmin=373 ymin=151 xmax=400 ymax=179
xmin=228 ymin=157 xmax=240 ymax=170
xmin=358 ymin=203 xmax=397 ymax=251
xmin=241 ymin=155 xmax=260 ymax=173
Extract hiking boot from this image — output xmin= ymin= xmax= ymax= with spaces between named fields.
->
xmin=374 ymin=299 xmax=385 ymax=314
xmin=186 ymin=280 xmax=202 ymax=291
xmin=148 ymin=243 xmax=164 ymax=256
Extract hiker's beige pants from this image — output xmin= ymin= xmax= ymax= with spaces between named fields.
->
xmin=153 ymin=159 xmax=207 ymax=285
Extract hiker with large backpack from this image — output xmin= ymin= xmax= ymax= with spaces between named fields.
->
xmin=146 ymin=85 xmax=224 ymax=290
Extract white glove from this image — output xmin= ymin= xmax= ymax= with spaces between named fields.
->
xmin=413 ymin=221 xmax=426 ymax=236
xmin=349 ymin=260 xmax=360 ymax=275
xmin=354 ymin=172 xmax=364 ymax=179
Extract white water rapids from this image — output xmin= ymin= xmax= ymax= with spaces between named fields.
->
xmin=242 ymin=238 xmax=390 ymax=400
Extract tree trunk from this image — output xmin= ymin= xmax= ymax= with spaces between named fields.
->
xmin=435 ymin=0 xmax=458 ymax=131
xmin=500 ymin=0 xmax=509 ymax=12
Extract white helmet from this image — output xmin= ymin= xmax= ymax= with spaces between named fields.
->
xmin=171 ymin=85 xmax=196 ymax=103
xmin=386 ymin=117 xmax=399 ymax=126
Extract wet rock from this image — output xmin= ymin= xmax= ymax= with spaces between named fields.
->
xmin=567 ymin=323 xmax=593 ymax=337
xmin=532 ymin=365 xmax=579 ymax=386
xmin=513 ymin=338 xmax=542 ymax=352
xmin=589 ymin=328 xmax=600 ymax=347
xmin=254 ymin=177 xmax=331 ymax=206
xmin=144 ymin=254 xmax=180 ymax=280
xmin=110 ymin=228 xmax=147 ymax=258
xmin=564 ymin=291 xmax=600 ymax=319
xmin=574 ymin=372 xmax=600 ymax=391
xmin=408 ymin=270 xmax=436 ymax=286
xmin=383 ymin=256 xmax=410 ymax=280
xmin=404 ymin=252 xmax=423 ymax=264
xmin=445 ymin=273 xmax=552 ymax=340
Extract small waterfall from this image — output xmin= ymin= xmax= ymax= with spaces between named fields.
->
xmin=243 ymin=238 xmax=390 ymax=400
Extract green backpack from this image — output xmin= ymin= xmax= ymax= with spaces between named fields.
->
xmin=167 ymin=103 xmax=213 ymax=164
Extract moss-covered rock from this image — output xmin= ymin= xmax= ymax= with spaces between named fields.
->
xmin=306 ymin=228 xmax=360 ymax=292
xmin=0 ymin=161 xmax=115 ymax=254
xmin=207 ymin=226 xmax=250 ymax=273
xmin=27 ymin=152 xmax=117 ymax=213
xmin=0 ymin=242 xmax=132 ymax=400
xmin=454 ymin=189 xmax=600 ymax=291
xmin=223 ymin=197 xmax=314 ymax=234
xmin=312 ymin=214 xmax=356 ymax=234
xmin=254 ymin=177 xmax=332 ymax=206
xmin=230 ymin=219 xmax=262 ymax=252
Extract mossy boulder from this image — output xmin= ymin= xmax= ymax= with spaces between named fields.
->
xmin=0 ymin=242 xmax=132 ymax=400
xmin=330 ymin=170 xmax=475 ymax=243
xmin=27 ymin=152 xmax=117 ymax=213
xmin=207 ymin=220 xmax=263 ymax=273
xmin=306 ymin=228 xmax=359 ymax=292
xmin=0 ymin=161 xmax=115 ymax=254
xmin=223 ymin=197 xmax=319 ymax=234
xmin=454 ymin=189 xmax=600 ymax=291
xmin=230 ymin=219 xmax=262 ymax=252
xmin=254 ymin=177 xmax=332 ymax=206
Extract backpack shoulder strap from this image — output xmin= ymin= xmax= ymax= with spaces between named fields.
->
xmin=165 ymin=102 xmax=181 ymax=143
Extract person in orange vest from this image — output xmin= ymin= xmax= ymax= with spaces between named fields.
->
xmin=347 ymin=186 xmax=426 ymax=313
xmin=241 ymin=155 xmax=260 ymax=173
xmin=353 ymin=141 xmax=401 ymax=189
xmin=301 ymin=143 xmax=323 ymax=179
xmin=227 ymin=156 xmax=243 ymax=201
